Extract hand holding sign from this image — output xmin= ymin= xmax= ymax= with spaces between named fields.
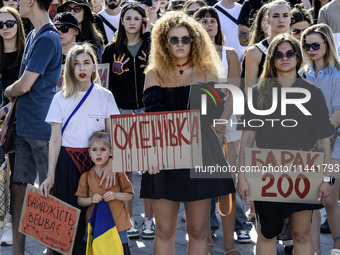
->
xmin=39 ymin=175 xmax=54 ymax=198
xmin=110 ymin=110 xmax=202 ymax=173
xmin=244 ymin=148 xmax=324 ymax=204
xmin=318 ymin=182 xmax=331 ymax=205
xmin=20 ymin=184 xmax=80 ymax=255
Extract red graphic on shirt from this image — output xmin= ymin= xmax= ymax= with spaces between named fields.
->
xmin=112 ymin=54 xmax=130 ymax=75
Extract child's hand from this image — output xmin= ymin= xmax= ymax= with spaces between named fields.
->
xmin=103 ymin=191 xmax=116 ymax=202
xmin=92 ymin=194 xmax=102 ymax=204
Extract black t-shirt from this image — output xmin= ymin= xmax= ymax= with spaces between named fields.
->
xmin=0 ymin=51 xmax=20 ymax=106
xmin=238 ymin=0 xmax=302 ymax=27
xmin=238 ymin=78 xmax=334 ymax=150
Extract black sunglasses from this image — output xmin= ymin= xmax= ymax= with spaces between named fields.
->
xmin=122 ymin=2 xmax=144 ymax=10
xmin=302 ymin=42 xmax=325 ymax=51
xmin=0 ymin=20 xmax=17 ymax=29
xmin=64 ymin=5 xmax=83 ymax=13
xmin=291 ymin=28 xmax=305 ymax=35
xmin=273 ymin=50 xmax=297 ymax=60
xmin=169 ymin=36 xmax=193 ymax=45
xmin=56 ymin=24 xmax=72 ymax=33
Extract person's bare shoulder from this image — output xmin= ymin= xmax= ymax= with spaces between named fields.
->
xmin=225 ymin=47 xmax=239 ymax=63
xmin=144 ymin=69 xmax=161 ymax=91
xmin=246 ymin=45 xmax=262 ymax=64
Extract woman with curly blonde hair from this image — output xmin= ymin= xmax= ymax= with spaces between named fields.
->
xmin=142 ymin=11 xmax=235 ymax=255
xmin=146 ymin=11 xmax=222 ymax=85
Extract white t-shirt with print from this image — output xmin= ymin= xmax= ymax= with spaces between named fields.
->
xmin=46 ymin=84 xmax=119 ymax=148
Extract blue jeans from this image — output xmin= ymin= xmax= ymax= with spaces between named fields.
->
xmin=235 ymin=193 xmax=252 ymax=232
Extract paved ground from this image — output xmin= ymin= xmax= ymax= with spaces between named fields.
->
xmin=0 ymin=172 xmax=334 ymax=254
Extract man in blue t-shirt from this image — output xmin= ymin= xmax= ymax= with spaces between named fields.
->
xmin=2 ymin=0 xmax=62 ymax=252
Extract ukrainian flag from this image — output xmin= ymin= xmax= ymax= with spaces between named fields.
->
xmin=86 ymin=201 xmax=124 ymax=255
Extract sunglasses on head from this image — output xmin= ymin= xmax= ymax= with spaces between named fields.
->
xmin=0 ymin=20 xmax=17 ymax=29
xmin=169 ymin=36 xmax=193 ymax=45
xmin=122 ymin=2 xmax=144 ymax=10
xmin=272 ymin=50 xmax=297 ymax=60
xmin=291 ymin=28 xmax=305 ymax=35
xmin=56 ymin=24 xmax=72 ymax=33
xmin=64 ymin=5 xmax=83 ymax=13
xmin=302 ymin=42 xmax=325 ymax=51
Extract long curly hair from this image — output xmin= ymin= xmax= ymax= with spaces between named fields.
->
xmin=146 ymin=11 xmax=221 ymax=85
xmin=0 ymin=7 xmax=25 ymax=69
xmin=257 ymin=34 xmax=302 ymax=109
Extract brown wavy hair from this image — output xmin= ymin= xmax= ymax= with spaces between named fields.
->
xmin=0 ymin=7 xmax=25 ymax=70
xmin=145 ymin=11 xmax=221 ymax=85
xmin=257 ymin=33 xmax=302 ymax=109
xmin=247 ymin=4 xmax=269 ymax=48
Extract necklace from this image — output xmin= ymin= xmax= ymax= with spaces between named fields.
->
xmin=176 ymin=60 xmax=190 ymax=75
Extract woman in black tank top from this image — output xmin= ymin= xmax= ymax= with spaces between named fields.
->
xmin=243 ymin=0 xmax=291 ymax=92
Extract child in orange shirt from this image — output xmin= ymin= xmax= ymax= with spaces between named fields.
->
xmin=76 ymin=131 xmax=133 ymax=255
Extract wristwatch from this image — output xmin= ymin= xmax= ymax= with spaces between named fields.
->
xmin=323 ymin=176 xmax=335 ymax=185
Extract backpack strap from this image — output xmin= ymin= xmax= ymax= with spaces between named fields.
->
xmin=99 ymin=14 xmax=117 ymax=33
xmin=215 ymin=5 xmax=238 ymax=25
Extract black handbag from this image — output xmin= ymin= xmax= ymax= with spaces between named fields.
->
xmin=3 ymin=98 xmax=16 ymax=154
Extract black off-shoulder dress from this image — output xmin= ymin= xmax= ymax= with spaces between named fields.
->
xmin=140 ymin=85 xmax=235 ymax=202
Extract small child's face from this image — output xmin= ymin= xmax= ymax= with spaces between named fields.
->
xmin=89 ymin=140 xmax=111 ymax=168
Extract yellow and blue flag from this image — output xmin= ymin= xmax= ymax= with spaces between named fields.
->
xmin=86 ymin=201 xmax=124 ymax=255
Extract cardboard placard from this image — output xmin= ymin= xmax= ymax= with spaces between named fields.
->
xmin=245 ymin=148 xmax=324 ymax=204
xmin=110 ymin=110 xmax=202 ymax=172
xmin=19 ymin=184 xmax=80 ymax=255
xmin=56 ymin=63 xmax=110 ymax=92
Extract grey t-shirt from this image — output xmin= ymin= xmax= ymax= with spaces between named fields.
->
xmin=127 ymin=40 xmax=143 ymax=58
xmin=318 ymin=0 xmax=340 ymax=48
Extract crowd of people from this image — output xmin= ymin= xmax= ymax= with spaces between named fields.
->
xmin=0 ymin=0 xmax=339 ymax=254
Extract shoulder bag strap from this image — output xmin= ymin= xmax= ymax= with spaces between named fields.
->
xmin=62 ymin=83 xmax=95 ymax=134
xmin=215 ymin=5 xmax=239 ymax=25
xmin=99 ymin=14 xmax=117 ymax=33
